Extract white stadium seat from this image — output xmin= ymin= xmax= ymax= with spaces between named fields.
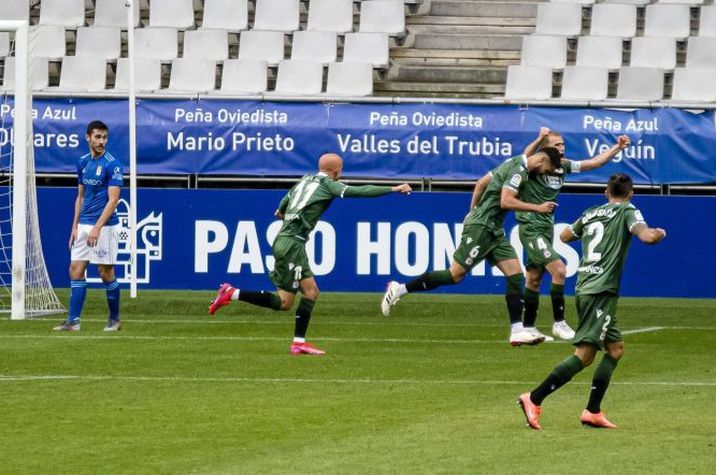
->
xmin=630 ymin=37 xmax=677 ymax=70
xmin=1 ymin=57 xmax=49 ymax=91
xmin=0 ymin=33 xmax=9 ymax=57
xmin=521 ymin=35 xmax=567 ymax=69
xmin=75 ymin=27 xmax=122 ymax=60
xmin=201 ymin=0 xmax=248 ymax=31
xmin=168 ymin=58 xmax=217 ymax=92
xmin=616 ymin=67 xmax=664 ymax=102
xmin=686 ymin=37 xmax=716 ymax=68
xmin=560 ymin=65 xmax=608 ymax=101
xmin=644 ymin=4 xmax=691 ymax=39
xmin=29 ymin=25 xmax=66 ymax=59
xmin=1 ymin=0 xmax=30 ymax=22
xmin=504 ymin=65 xmax=553 ymax=101
xmin=327 ymin=62 xmax=373 ymax=96
xmin=149 ymin=0 xmax=195 ymax=29
xmin=94 ymin=0 xmax=140 ymax=28
xmin=343 ymin=32 xmax=389 ymax=68
xmin=274 ymin=60 xmax=323 ymax=95
xmin=535 ymin=3 xmax=582 ymax=37
xmin=307 ymin=0 xmax=354 ymax=34
xmin=238 ymin=31 xmax=285 ymax=66
xmin=182 ymin=29 xmax=229 ymax=61
xmin=253 ymin=0 xmax=300 ymax=33
xmin=291 ymin=31 xmax=337 ymax=64
xmin=671 ymin=67 xmax=716 ymax=102
xmin=114 ymin=58 xmax=162 ymax=92
xmin=359 ymin=1 xmax=406 ymax=36
xmin=39 ymin=0 xmax=85 ymax=27
xmin=576 ymin=36 xmax=623 ymax=70
xmin=134 ymin=28 xmax=178 ymax=61
xmin=219 ymin=59 xmax=268 ymax=94
xmin=699 ymin=6 xmax=716 ymax=37
xmin=58 ymin=56 xmax=107 ymax=92
xmin=590 ymin=4 xmax=637 ymax=38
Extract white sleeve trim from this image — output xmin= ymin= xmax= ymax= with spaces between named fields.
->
xmin=570 ymin=160 xmax=581 ymax=173
xmin=628 ymin=220 xmax=647 ymax=232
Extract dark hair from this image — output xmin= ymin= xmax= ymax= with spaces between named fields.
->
xmin=539 ymin=146 xmax=562 ymax=170
xmin=86 ymin=120 xmax=108 ymax=135
xmin=607 ymin=173 xmax=633 ymax=198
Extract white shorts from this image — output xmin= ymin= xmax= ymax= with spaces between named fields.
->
xmin=71 ymin=224 xmax=119 ymax=265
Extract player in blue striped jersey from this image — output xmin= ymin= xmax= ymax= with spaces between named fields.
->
xmin=54 ymin=121 xmax=123 ymax=332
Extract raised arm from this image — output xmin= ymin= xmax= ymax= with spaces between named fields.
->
xmin=470 ymin=173 xmax=492 ymax=209
xmin=523 ymin=127 xmax=551 ymax=157
xmin=631 ymin=223 xmax=666 ymax=244
xmin=577 ymin=135 xmax=630 ymax=172
xmin=500 ymin=188 xmax=556 ymax=214
xmin=342 ymin=183 xmax=412 ymax=198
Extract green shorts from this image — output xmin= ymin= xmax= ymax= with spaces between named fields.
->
xmin=573 ymin=293 xmax=623 ymax=350
xmin=452 ymin=224 xmax=518 ymax=271
xmin=269 ymin=235 xmax=313 ymax=293
xmin=518 ymin=225 xmax=561 ymax=271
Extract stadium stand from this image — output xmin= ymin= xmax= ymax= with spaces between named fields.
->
xmin=274 ymin=59 xmax=324 ymax=95
xmin=616 ymin=66 xmax=664 ymax=102
xmin=168 ymin=58 xmax=217 ymax=92
xmin=114 ymin=57 xmax=162 ymax=92
xmin=671 ymin=66 xmax=716 ymax=101
xmin=56 ymin=55 xmax=107 ymax=92
xmin=1 ymin=0 xmax=715 ymax=101
xmin=504 ymin=65 xmax=552 ymax=101
xmin=0 ymin=56 xmax=49 ymax=91
xmin=559 ymin=65 xmax=609 ymax=101
xmin=217 ymin=59 xmax=268 ymax=94
xmin=326 ymin=61 xmax=374 ymax=96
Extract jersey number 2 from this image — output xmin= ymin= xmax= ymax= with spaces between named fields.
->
xmin=586 ymin=222 xmax=605 ymax=262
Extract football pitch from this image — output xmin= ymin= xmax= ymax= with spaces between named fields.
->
xmin=1 ymin=290 xmax=714 ymax=474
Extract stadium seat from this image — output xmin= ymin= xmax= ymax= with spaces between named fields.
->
xmin=535 ymin=3 xmax=582 ymax=37
xmin=504 ymin=65 xmax=553 ymax=101
xmin=134 ymin=28 xmax=178 ymax=61
xmin=39 ymin=0 xmax=85 ymax=27
xmin=549 ymin=0 xmax=594 ymax=4
xmin=671 ymin=67 xmax=716 ymax=101
xmin=630 ymin=37 xmax=677 ymax=70
xmin=114 ymin=57 xmax=162 ymax=92
xmin=168 ymin=58 xmax=217 ymax=92
xmin=644 ymin=4 xmax=691 ymax=39
xmin=94 ymin=0 xmax=141 ymax=28
xmin=253 ymin=0 xmax=300 ymax=33
xmin=0 ymin=33 xmax=9 ymax=57
xmin=149 ymin=0 xmax=195 ymax=30
xmin=686 ymin=37 xmax=716 ymax=68
xmin=219 ymin=59 xmax=268 ymax=94
xmin=0 ymin=57 xmax=49 ymax=91
xmin=698 ymin=6 xmax=716 ymax=37
xmin=29 ymin=25 xmax=66 ymax=60
xmin=359 ymin=1 xmax=406 ymax=36
xmin=343 ymin=32 xmax=389 ymax=68
xmin=601 ymin=0 xmax=649 ymax=4
xmin=560 ymin=66 xmax=608 ymax=101
xmin=57 ymin=56 xmax=107 ymax=92
xmin=616 ymin=67 xmax=664 ymax=102
xmin=201 ymin=0 xmax=249 ymax=32
xmin=521 ymin=35 xmax=567 ymax=69
xmin=307 ymin=0 xmax=354 ymax=34
xmin=237 ymin=31 xmax=285 ymax=66
xmin=182 ymin=29 xmax=229 ymax=61
xmin=590 ymin=4 xmax=637 ymax=38
xmin=326 ymin=62 xmax=373 ymax=96
xmin=1 ymin=0 xmax=30 ymax=22
xmin=291 ymin=31 xmax=337 ymax=64
xmin=274 ymin=60 xmax=323 ymax=95
xmin=75 ymin=27 xmax=121 ymax=60
xmin=576 ymin=36 xmax=623 ymax=70
xmin=656 ymin=0 xmax=703 ymax=5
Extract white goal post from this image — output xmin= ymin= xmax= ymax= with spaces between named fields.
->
xmin=0 ymin=20 xmax=64 ymax=319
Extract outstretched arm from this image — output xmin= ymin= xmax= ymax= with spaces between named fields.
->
xmin=523 ymin=127 xmax=551 ymax=157
xmin=470 ymin=173 xmax=492 ymax=209
xmin=560 ymin=226 xmax=579 ymax=243
xmin=578 ymin=135 xmax=630 ymax=172
xmin=500 ymin=188 xmax=557 ymax=214
xmin=631 ymin=223 xmax=666 ymax=244
xmin=342 ymin=183 xmax=412 ymax=198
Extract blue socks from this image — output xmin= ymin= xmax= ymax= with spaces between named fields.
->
xmin=105 ymin=279 xmax=121 ymax=320
xmin=68 ymin=279 xmax=87 ymax=322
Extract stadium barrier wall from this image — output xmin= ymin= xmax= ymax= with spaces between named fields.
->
xmin=38 ymin=188 xmax=713 ymax=298
xmin=1 ymin=98 xmax=716 ymax=184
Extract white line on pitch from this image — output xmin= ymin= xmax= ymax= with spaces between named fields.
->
xmin=621 ymin=326 xmax=665 ymax=335
xmin=0 ymin=374 xmax=714 ymax=387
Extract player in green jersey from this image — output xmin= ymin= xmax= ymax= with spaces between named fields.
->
xmin=381 ymin=148 xmax=562 ymax=346
xmin=518 ymin=173 xmax=666 ymax=429
xmin=208 ymin=153 xmax=412 ymax=355
xmin=519 ymin=127 xmax=631 ymax=343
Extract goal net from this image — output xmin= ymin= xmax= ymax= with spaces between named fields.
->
xmin=0 ymin=21 xmax=64 ymax=319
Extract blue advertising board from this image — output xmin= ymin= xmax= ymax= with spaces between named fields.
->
xmin=1 ymin=98 xmax=715 ymax=184
xmin=38 ymin=187 xmax=714 ymax=298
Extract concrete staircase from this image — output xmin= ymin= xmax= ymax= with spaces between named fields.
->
xmin=375 ymin=0 xmax=543 ymax=99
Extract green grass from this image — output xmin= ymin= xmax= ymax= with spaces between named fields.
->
xmin=1 ymin=290 xmax=715 ymax=474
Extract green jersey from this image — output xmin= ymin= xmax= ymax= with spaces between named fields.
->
xmin=569 ymin=201 xmax=647 ymax=296
xmin=516 ymin=159 xmax=580 ymax=230
xmin=464 ymin=155 xmax=529 ymax=233
xmin=276 ymin=172 xmax=393 ymax=241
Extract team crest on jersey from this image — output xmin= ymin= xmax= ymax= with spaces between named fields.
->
xmin=96 ymin=166 xmax=102 ymax=176
xmin=87 ymin=199 xmax=163 ymax=285
xmin=541 ymin=174 xmax=563 ymax=190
